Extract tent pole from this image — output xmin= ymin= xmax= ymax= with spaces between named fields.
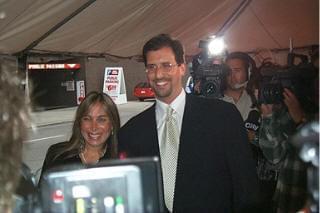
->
xmin=15 ymin=0 xmax=97 ymax=55
xmin=216 ymin=0 xmax=251 ymax=36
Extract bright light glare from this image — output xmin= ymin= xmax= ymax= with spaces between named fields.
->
xmin=307 ymin=148 xmax=316 ymax=158
xmin=0 ymin=11 xmax=6 ymax=19
xmin=104 ymin=196 xmax=115 ymax=207
xmin=72 ymin=185 xmax=91 ymax=198
xmin=208 ymin=37 xmax=225 ymax=55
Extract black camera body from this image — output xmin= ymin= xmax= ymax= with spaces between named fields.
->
xmin=258 ymin=52 xmax=318 ymax=105
xmin=191 ymin=52 xmax=227 ymax=98
xmin=258 ymin=63 xmax=315 ymax=106
xmin=258 ymin=67 xmax=299 ymax=104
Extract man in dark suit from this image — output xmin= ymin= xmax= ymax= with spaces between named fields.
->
xmin=119 ymin=34 xmax=260 ymax=212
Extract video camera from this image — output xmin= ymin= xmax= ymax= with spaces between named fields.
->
xmin=16 ymin=157 xmax=164 ymax=213
xmin=190 ymin=40 xmax=228 ymax=98
xmin=258 ymin=53 xmax=316 ymax=105
xmin=258 ymin=67 xmax=299 ymax=104
xmin=291 ymin=121 xmax=319 ymax=212
xmin=39 ymin=157 xmax=164 ymax=213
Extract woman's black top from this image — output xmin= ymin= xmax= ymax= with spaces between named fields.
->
xmin=38 ymin=141 xmax=110 ymax=186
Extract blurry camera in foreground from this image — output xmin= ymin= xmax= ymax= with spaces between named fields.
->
xmin=40 ymin=157 xmax=164 ymax=213
xmin=189 ymin=36 xmax=228 ymax=98
xmin=258 ymin=53 xmax=317 ymax=105
xmin=291 ymin=121 xmax=319 ymax=213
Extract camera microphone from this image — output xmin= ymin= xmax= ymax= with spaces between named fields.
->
xmin=244 ymin=110 xmax=261 ymax=144
xmin=244 ymin=110 xmax=261 ymax=132
xmin=233 ymin=81 xmax=248 ymax=89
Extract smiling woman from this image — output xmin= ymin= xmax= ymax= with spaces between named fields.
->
xmin=38 ymin=91 xmax=120 ymax=185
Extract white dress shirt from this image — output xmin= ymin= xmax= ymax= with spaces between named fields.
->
xmin=222 ymin=90 xmax=254 ymax=121
xmin=155 ymin=90 xmax=186 ymax=148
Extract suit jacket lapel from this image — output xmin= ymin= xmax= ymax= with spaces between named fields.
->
xmin=173 ymin=95 xmax=199 ymax=209
xmin=143 ymin=104 xmax=161 ymax=157
xmin=179 ymin=95 xmax=198 ymax=145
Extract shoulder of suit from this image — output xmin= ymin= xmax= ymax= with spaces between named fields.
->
xmin=187 ymin=94 xmax=236 ymax=110
xmin=121 ymin=103 xmax=155 ymax=128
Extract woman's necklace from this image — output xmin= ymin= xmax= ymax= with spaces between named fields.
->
xmin=80 ymin=152 xmax=99 ymax=165
xmin=80 ymin=147 xmax=107 ymax=165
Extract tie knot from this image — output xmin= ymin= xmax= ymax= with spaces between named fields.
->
xmin=167 ymin=106 xmax=174 ymax=116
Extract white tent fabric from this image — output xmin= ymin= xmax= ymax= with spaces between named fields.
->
xmin=0 ymin=0 xmax=318 ymax=57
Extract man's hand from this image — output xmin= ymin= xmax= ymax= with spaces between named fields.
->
xmin=283 ymin=88 xmax=305 ymax=124
xmin=247 ymin=130 xmax=256 ymax=143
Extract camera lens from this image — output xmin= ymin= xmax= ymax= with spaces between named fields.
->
xmin=204 ymin=81 xmax=216 ymax=95
xmin=261 ymin=83 xmax=283 ymax=104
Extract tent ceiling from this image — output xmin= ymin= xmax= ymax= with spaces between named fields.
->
xmin=0 ymin=0 xmax=318 ymax=58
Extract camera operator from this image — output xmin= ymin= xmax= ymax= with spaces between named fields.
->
xmin=222 ymin=52 xmax=257 ymax=121
xmin=257 ymin=62 xmax=318 ymax=213
xmin=189 ymin=39 xmax=228 ymax=99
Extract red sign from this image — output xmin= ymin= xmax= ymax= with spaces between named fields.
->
xmin=28 ymin=63 xmax=81 ymax=70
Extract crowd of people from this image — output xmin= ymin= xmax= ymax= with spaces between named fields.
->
xmin=0 ymin=34 xmax=318 ymax=213
xmin=219 ymin=46 xmax=319 ymax=212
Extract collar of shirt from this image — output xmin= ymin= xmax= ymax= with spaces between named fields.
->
xmin=155 ymin=90 xmax=186 ymax=142
xmin=222 ymin=90 xmax=254 ymax=120
xmin=222 ymin=89 xmax=249 ymax=104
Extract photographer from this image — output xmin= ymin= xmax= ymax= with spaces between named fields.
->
xmin=257 ymin=62 xmax=318 ymax=212
xmin=189 ymin=41 xmax=227 ymax=99
xmin=191 ymin=50 xmax=258 ymax=121
xmin=222 ymin=52 xmax=257 ymax=121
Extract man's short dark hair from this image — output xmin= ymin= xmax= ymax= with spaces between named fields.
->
xmin=225 ymin=51 xmax=252 ymax=72
xmin=142 ymin=34 xmax=185 ymax=66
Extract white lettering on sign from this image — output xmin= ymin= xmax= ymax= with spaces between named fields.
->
xmin=28 ymin=64 xmax=45 ymax=69
xmin=46 ymin=64 xmax=64 ymax=69
xmin=28 ymin=63 xmax=80 ymax=70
